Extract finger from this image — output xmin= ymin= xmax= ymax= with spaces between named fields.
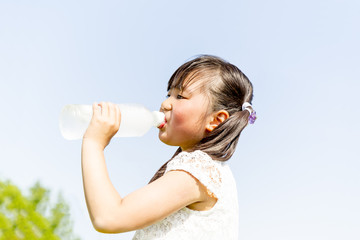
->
xmin=92 ymin=102 xmax=100 ymax=117
xmin=107 ymin=102 xmax=113 ymax=118
xmin=114 ymin=104 xmax=121 ymax=130
xmin=100 ymin=102 xmax=108 ymax=117
xmin=111 ymin=103 xmax=120 ymax=127
xmin=108 ymin=102 xmax=115 ymax=122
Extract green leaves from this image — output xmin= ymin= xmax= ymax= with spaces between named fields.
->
xmin=0 ymin=180 xmax=80 ymax=240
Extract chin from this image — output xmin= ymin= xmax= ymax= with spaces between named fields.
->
xmin=158 ymin=133 xmax=170 ymax=145
xmin=158 ymin=135 xmax=178 ymax=147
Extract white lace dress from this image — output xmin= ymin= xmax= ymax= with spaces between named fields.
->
xmin=132 ymin=150 xmax=239 ymax=240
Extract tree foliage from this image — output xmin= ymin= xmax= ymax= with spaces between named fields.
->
xmin=0 ymin=180 xmax=80 ymax=240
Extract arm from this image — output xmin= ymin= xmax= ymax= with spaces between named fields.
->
xmin=81 ymin=102 xmax=210 ymax=233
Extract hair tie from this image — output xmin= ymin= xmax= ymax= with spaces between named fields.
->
xmin=242 ymin=102 xmax=257 ymax=124
xmin=242 ymin=102 xmax=252 ymax=113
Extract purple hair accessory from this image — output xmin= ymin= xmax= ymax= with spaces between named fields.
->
xmin=249 ymin=111 xmax=257 ymax=124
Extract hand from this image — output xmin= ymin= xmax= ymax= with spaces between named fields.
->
xmin=83 ymin=102 xmax=121 ymax=149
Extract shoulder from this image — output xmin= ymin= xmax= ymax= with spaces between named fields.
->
xmin=166 ymin=150 xmax=223 ymax=198
xmin=166 ymin=150 xmax=221 ymax=174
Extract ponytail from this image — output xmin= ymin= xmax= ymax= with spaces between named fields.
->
xmin=196 ymin=108 xmax=251 ymax=161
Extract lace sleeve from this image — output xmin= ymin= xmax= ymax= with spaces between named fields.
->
xmin=165 ymin=150 xmax=222 ymax=198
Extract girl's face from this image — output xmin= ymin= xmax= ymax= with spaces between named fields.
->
xmin=158 ymin=80 xmax=212 ymax=151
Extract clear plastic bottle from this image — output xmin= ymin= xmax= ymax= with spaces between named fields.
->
xmin=59 ymin=104 xmax=165 ymax=140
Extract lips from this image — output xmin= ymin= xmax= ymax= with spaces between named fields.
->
xmin=157 ymin=117 xmax=167 ymax=129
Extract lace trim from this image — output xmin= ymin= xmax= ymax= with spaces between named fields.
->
xmin=165 ymin=150 xmax=222 ymax=198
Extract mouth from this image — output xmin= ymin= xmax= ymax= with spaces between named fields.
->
xmin=157 ymin=117 xmax=167 ymax=129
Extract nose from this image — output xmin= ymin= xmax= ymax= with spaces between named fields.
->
xmin=160 ymin=98 xmax=172 ymax=112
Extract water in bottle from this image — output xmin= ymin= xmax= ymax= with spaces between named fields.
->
xmin=59 ymin=104 xmax=165 ymax=140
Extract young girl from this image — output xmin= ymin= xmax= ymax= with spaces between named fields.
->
xmin=81 ymin=55 xmax=256 ymax=239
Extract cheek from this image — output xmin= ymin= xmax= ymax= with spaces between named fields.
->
xmin=171 ymin=107 xmax=204 ymax=133
xmin=171 ymin=110 xmax=187 ymax=128
xmin=171 ymin=111 xmax=189 ymax=135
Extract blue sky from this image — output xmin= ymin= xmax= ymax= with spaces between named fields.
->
xmin=1 ymin=0 xmax=359 ymax=239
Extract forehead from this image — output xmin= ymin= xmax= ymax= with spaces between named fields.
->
xmin=168 ymin=69 xmax=208 ymax=92
xmin=169 ymin=79 xmax=207 ymax=97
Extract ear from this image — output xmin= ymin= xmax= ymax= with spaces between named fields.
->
xmin=206 ymin=110 xmax=229 ymax=132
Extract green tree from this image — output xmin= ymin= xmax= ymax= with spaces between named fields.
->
xmin=0 ymin=180 xmax=80 ymax=240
